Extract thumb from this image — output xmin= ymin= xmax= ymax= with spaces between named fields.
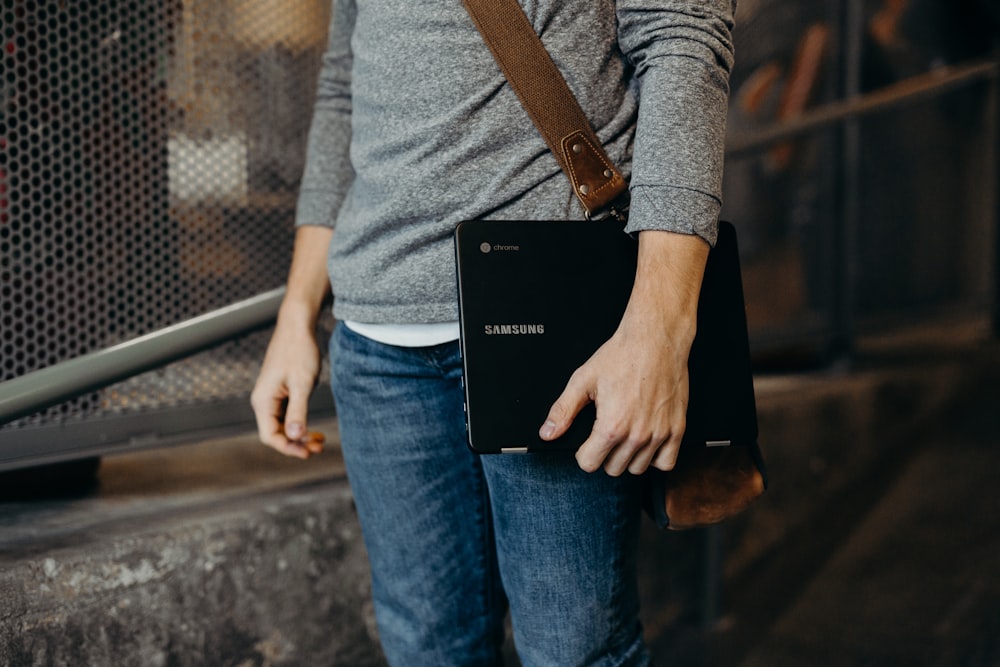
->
xmin=283 ymin=379 xmax=313 ymax=441
xmin=539 ymin=372 xmax=592 ymax=441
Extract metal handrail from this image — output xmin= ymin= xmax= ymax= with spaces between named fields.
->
xmin=0 ymin=288 xmax=286 ymax=426
xmin=726 ymin=58 xmax=999 ymax=158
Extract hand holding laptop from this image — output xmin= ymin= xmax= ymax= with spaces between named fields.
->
xmin=538 ymin=230 xmax=710 ymax=476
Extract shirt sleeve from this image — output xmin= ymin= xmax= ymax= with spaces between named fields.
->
xmin=294 ymin=0 xmax=357 ymax=229
xmin=615 ymin=0 xmax=737 ymax=245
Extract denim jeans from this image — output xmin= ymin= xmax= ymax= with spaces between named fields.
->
xmin=330 ymin=322 xmax=650 ymax=667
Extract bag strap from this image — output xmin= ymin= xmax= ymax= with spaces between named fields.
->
xmin=461 ymin=0 xmax=629 ymax=218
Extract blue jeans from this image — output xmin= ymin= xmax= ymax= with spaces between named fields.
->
xmin=330 ymin=322 xmax=650 ymax=667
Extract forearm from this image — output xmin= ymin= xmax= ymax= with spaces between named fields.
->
xmin=625 ymin=230 xmax=710 ymax=342
xmin=278 ymin=225 xmax=334 ymax=330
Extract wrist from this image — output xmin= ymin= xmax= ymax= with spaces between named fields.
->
xmin=631 ymin=230 xmax=708 ymax=328
xmin=276 ymin=298 xmax=323 ymax=333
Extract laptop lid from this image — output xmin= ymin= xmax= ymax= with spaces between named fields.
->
xmin=454 ymin=219 xmax=758 ymax=455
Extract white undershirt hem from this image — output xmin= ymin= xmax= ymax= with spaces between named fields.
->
xmin=343 ymin=320 xmax=461 ymax=348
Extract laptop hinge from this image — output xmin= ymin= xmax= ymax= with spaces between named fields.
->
xmin=706 ymin=440 xmax=732 ymax=447
xmin=501 ymin=447 xmax=530 ymax=454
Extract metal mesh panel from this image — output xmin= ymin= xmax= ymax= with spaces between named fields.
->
xmin=1 ymin=0 xmax=331 ymax=430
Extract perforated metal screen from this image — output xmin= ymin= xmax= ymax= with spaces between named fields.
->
xmin=1 ymin=0 xmax=331 ymax=433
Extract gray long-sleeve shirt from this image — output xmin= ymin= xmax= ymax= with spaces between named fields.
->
xmin=296 ymin=0 xmax=737 ymax=325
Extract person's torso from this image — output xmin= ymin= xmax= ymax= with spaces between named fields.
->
xmin=330 ymin=0 xmax=638 ymax=324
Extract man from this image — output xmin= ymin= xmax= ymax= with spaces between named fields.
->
xmin=252 ymin=1 xmax=736 ymax=664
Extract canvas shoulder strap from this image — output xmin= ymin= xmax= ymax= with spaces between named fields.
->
xmin=461 ymin=0 xmax=629 ymax=218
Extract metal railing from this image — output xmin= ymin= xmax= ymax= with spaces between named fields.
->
xmin=725 ymin=58 xmax=998 ymax=158
xmin=0 ymin=289 xmax=285 ymax=427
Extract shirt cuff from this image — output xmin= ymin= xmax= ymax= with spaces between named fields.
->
xmin=294 ymin=188 xmax=342 ymax=229
xmin=623 ymin=184 xmax=720 ymax=247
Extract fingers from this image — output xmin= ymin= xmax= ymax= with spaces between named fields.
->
xmin=289 ymin=430 xmax=327 ymax=457
xmin=542 ymin=327 xmax=690 ymax=476
xmin=577 ymin=420 xmax=684 ymax=477
xmin=253 ymin=405 xmax=326 ymax=459
xmin=575 ymin=419 xmax=626 ymax=474
xmin=543 ymin=367 xmax=687 ymax=476
xmin=626 ymin=441 xmax=660 ymax=476
xmin=250 ymin=387 xmax=286 ymax=448
xmin=651 ymin=440 xmax=680 ymax=471
xmin=250 ymin=392 xmax=306 ymax=459
xmin=538 ymin=370 xmax=593 ymax=441
xmin=282 ymin=375 xmax=314 ymax=443
xmin=250 ymin=375 xmax=324 ymax=460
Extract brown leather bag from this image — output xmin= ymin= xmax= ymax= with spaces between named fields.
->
xmin=462 ymin=0 xmax=767 ymax=530
xmin=646 ymin=440 xmax=768 ymax=530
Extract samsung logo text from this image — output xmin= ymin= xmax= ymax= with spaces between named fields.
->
xmin=484 ymin=324 xmax=545 ymax=335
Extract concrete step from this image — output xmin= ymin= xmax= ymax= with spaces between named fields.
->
xmin=0 ymin=425 xmax=384 ymax=667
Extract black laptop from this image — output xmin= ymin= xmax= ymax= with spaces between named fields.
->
xmin=454 ymin=219 xmax=758 ymax=455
